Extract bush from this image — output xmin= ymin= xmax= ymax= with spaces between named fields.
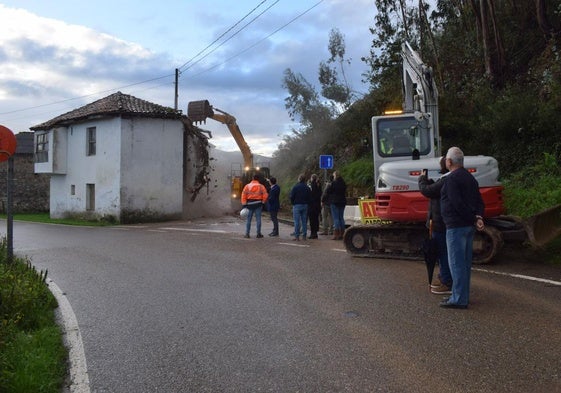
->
xmin=340 ymin=157 xmax=374 ymax=197
xmin=502 ymin=153 xmax=561 ymax=217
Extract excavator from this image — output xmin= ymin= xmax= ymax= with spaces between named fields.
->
xmin=343 ymin=42 xmax=561 ymax=264
xmin=187 ymin=100 xmax=270 ymax=207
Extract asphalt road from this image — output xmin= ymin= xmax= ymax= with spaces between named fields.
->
xmin=8 ymin=217 xmax=561 ymax=393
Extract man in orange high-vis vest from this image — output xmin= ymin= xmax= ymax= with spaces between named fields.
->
xmin=241 ymin=175 xmax=269 ymax=238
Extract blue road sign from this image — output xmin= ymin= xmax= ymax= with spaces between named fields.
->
xmin=319 ymin=155 xmax=333 ymax=169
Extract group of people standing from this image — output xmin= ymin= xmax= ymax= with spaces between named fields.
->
xmin=240 ymin=171 xmax=347 ymax=242
xmin=288 ymin=171 xmax=347 ymax=241
xmin=419 ymin=146 xmax=485 ymax=309
xmin=241 ymin=146 xmax=485 ymax=310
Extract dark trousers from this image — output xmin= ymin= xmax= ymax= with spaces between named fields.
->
xmin=270 ymin=210 xmax=279 ymax=234
xmin=308 ymin=204 xmax=321 ymax=235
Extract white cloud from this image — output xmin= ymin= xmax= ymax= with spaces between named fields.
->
xmin=0 ymin=1 xmax=377 ymax=156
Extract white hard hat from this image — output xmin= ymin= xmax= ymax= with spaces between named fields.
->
xmin=240 ymin=207 xmax=249 ymax=218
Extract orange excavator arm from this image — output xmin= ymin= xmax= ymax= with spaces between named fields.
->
xmin=187 ymin=100 xmax=254 ymax=169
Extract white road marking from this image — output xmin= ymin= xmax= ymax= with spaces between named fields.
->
xmin=473 ymin=268 xmax=561 ymax=286
xmin=48 ymin=279 xmax=91 ymax=393
xmin=278 ymin=242 xmax=309 ymax=247
xmin=160 ymin=227 xmax=228 ymax=234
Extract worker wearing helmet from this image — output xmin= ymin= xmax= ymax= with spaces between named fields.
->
xmin=241 ymin=174 xmax=269 ymax=238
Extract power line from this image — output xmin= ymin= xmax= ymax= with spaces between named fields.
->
xmin=179 ymin=0 xmax=280 ymax=73
xmin=0 ymin=74 xmax=173 ymax=116
xmin=187 ymin=0 xmax=324 ymax=78
xmin=177 ymin=0 xmax=272 ymax=72
xmin=1 ymin=1 xmax=324 ymax=120
xmin=0 ymin=1 xmax=276 ymax=118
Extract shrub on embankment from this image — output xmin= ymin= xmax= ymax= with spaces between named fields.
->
xmin=0 ymin=238 xmax=67 ymax=393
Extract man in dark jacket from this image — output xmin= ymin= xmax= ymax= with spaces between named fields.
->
xmin=324 ymin=171 xmax=347 ymax=240
xmin=418 ymin=157 xmax=452 ymax=295
xmin=289 ymin=174 xmax=311 ymax=241
xmin=440 ymin=147 xmax=485 ymax=309
xmin=267 ymin=177 xmax=280 ymax=237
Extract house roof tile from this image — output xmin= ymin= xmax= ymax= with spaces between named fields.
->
xmin=30 ymin=92 xmax=184 ymax=130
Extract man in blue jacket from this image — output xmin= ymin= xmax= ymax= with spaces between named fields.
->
xmin=440 ymin=147 xmax=485 ymax=309
xmin=289 ymin=174 xmax=311 ymax=241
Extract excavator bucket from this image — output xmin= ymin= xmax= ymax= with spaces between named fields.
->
xmin=523 ymin=204 xmax=561 ymax=247
xmin=187 ymin=100 xmax=214 ymax=124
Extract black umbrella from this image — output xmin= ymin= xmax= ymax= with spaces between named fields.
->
xmin=421 ymin=220 xmax=439 ymax=287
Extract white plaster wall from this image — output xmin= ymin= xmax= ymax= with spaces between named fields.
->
xmin=50 ymin=118 xmax=122 ymax=218
xmin=120 ymin=118 xmax=183 ymax=217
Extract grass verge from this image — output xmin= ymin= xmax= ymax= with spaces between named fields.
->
xmin=0 ymin=239 xmax=67 ymax=393
xmin=0 ymin=212 xmax=113 ymax=226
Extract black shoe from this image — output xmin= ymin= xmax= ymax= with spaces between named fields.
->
xmin=309 ymin=234 xmax=318 ymax=239
xmin=268 ymin=232 xmax=278 ymax=237
xmin=244 ymin=234 xmax=250 ymax=238
xmin=439 ymin=300 xmax=468 ymax=309
xmin=256 ymin=233 xmax=264 ymax=238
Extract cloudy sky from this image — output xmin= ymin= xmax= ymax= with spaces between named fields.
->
xmin=0 ymin=0 xmax=377 ymax=156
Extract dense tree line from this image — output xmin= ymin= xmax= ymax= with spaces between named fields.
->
xmin=273 ymin=1 xmax=560 ymax=196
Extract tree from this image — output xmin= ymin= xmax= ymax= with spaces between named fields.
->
xmin=362 ymin=0 xmax=422 ymax=89
xmin=318 ymin=28 xmax=354 ymax=110
xmin=536 ymin=0 xmax=560 ymax=38
xmin=469 ymin=0 xmax=506 ymax=87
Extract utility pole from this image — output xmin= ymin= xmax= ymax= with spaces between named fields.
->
xmin=7 ymin=156 xmax=13 ymax=263
xmin=0 ymin=125 xmax=17 ymax=263
xmin=174 ymin=68 xmax=179 ymax=111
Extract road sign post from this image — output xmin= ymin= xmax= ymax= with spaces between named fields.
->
xmin=319 ymin=155 xmax=334 ymax=186
xmin=0 ymin=125 xmax=17 ymax=263
xmin=319 ymin=155 xmax=333 ymax=170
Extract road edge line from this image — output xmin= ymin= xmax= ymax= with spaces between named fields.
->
xmin=48 ymin=279 xmax=91 ymax=393
xmin=473 ymin=268 xmax=561 ymax=286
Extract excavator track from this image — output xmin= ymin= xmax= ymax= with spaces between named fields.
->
xmin=343 ymin=223 xmax=505 ymax=264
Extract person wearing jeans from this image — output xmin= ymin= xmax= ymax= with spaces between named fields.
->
xmin=289 ymin=174 xmax=311 ymax=241
xmin=440 ymin=147 xmax=485 ymax=309
xmin=324 ymin=171 xmax=347 ymax=240
xmin=446 ymin=226 xmax=475 ymax=306
xmin=241 ymin=174 xmax=269 ymax=238
xmin=418 ymin=157 xmax=452 ymax=294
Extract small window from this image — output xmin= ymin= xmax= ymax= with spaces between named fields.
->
xmin=86 ymin=127 xmax=96 ymax=156
xmin=86 ymin=184 xmax=95 ymax=211
xmin=35 ymin=132 xmax=49 ymax=163
xmin=70 ymin=185 xmax=75 ymax=195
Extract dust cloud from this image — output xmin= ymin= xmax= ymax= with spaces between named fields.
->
xmin=183 ymin=145 xmax=273 ymax=219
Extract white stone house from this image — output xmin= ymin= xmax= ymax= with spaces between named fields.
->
xmin=31 ymin=92 xmax=211 ymax=223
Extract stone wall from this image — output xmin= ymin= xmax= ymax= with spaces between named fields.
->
xmin=0 ymin=154 xmax=50 ymax=213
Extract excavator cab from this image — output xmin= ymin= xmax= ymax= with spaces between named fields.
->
xmin=372 ymin=112 xmax=435 ymax=185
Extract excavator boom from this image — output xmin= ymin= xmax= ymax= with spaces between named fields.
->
xmin=187 ymin=100 xmax=271 ymax=206
xmin=188 ymin=100 xmax=254 ymax=169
